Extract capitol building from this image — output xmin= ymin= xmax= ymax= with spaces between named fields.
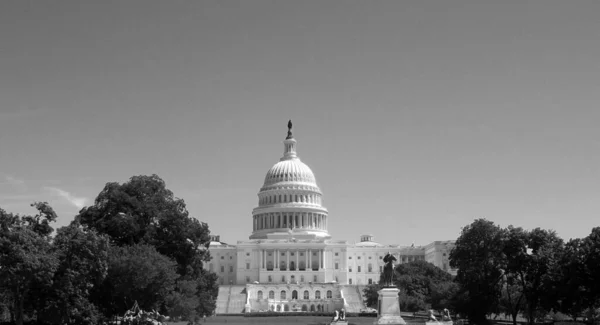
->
xmin=205 ymin=122 xmax=456 ymax=314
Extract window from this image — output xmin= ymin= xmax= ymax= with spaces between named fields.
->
xmin=257 ymin=291 xmax=263 ymax=300
xmin=335 ymin=252 xmax=339 ymax=256
xmin=246 ymin=252 xmax=250 ymax=256
xmin=368 ymin=279 xmax=373 ymax=284
xmin=358 ymin=256 xmax=361 ymax=260
xmin=282 ymin=275 xmax=286 ymax=283
xmin=327 ymin=290 xmax=332 ymax=299
xmin=315 ymin=291 xmax=321 ymax=299
xmin=230 ymin=256 xmax=233 ymax=260
xmin=268 ymin=275 xmax=272 ymax=282
xmin=246 ymin=263 xmax=250 ymax=269
xmin=221 ymin=256 xmax=224 ymax=260
xmin=349 ymin=279 xmax=352 ymax=284
xmin=280 ymin=291 xmax=286 ymax=299
xmin=229 ymin=265 xmax=233 ymax=272
xmin=220 ymin=266 xmax=224 ymax=272
xmin=269 ymin=291 xmax=275 ymax=299
xmin=369 ymin=256 xmax=372 ymax=259
xmin=304 ymin=290 xmax=309 ymax=299
xmin=246 ymin=276 xmax=250 ymax=283
xmin=379 ymin=256 xmax=383 ymax=259
xmin=292 ymin=290 xmax=298 ymax=299
xmin=300 ymin=252 xmax=304 ymax=256
xmin=349 ymin=267 xmax=352 ymax=272
xmin=368 ymin=263 xmax=372 ymax=273
xmin=335 ymin=262 xmax=339 ymax=270
xmin=300 ymin=275 xmax=304 ymax=282
xmin=349 ymin=257 xmax=352 ymax=259
xmin=358 ymin=266 xmax=361 ymax=272
xmin=313 ymin=275 xmax=317 ymax=282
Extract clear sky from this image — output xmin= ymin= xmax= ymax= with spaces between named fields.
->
xmin=1 ymin=0 xmax=599 ymax=246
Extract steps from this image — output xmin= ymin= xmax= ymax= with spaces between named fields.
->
xmin=214 ymin=285 xmax=230 ymax=314
xmin=340 ymin=285 xmax=366 ymax=313
xmin=226 ymin=285 xmax=248 ymax=314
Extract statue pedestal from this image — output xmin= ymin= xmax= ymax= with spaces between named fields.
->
xmin=374 ymin=288 xmax=406 ymax=325
xmin=330 ymin=321 xmax=348 ymax=325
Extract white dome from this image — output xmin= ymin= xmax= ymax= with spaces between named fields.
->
xmin=250 ymin=121 xmax=330 ymax=240
xmin=263 ymin=159 xmax=317 ymax=187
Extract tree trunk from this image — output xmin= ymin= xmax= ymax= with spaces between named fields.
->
xmin=512 ymin=311 xmax=519 ymax=325
xmin=14 ymin=295 xmax=24 ymax=325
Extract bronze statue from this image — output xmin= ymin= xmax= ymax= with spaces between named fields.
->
xmin=286 ymin=120 xmax=293 ymax=139
xmin=381 ymin=252 xmax=397 ymax=287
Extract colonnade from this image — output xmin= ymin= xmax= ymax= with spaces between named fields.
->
xmin=259 ymin=248 xmax=326 ymax=271
xmin=253 ymin=212 xmax=327 ymax=231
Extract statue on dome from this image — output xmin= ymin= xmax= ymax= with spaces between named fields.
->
xmin=286 ymin=120 xmax=293 ymax=139
xmin=381 ymin=252 xmax=397 ymax=287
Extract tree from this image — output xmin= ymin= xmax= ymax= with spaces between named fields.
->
xmin=363 ymin=284 xmax=381 ymax=308
xmin=0 ymin=204 xmax=59 ymax=325
xmin=394 ymin=260 xmax=457 ymax=312
xmin=96 ymin=244 xmax=179 ymax=318
xmin=0 ymin=227 xmax=57 ymax=325
xmin=505 ymin=228 xmax=563 ymax=324
xmin=450 ymin=219 xmax=507 ymax=325
xmin=76 ymin=175 xmax=212 ymax=277
xmin=39 ymin=225 xmax=110 ymax=325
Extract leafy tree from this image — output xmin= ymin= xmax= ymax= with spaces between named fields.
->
xmin=39 ymin=225 xmax=110 ymax=325
xmin=0 ymin=204 xmax=59 ymax=325
xmin=450 ymin=219 xmax=507 ymax=325
xmin=505 ymin=228 xmax=564 ymax=324
xmin=0 ymin=227 xmax=57 ymax=325
xmin=76 ymin=175 xmax=211 ymax=277
xmin=394 ymin=260 xmax=457 ymax=312
xmin=363 ymin=284 xmax=381 ymax=308
xmin=96 ymin=244 xmax=179 ymax=318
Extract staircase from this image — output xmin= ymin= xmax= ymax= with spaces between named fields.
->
xmin=340 ymin=285 xmax=366 ymax=313
xmin=214 ymin=285 xmax=230 ymax=314
xmin=226 ymin=285 xmax=248 ymax=314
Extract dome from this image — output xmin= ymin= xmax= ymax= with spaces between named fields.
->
xmin=263 ymin=159 xmax=317 ymax=187
xmin=250 ymin=121 xmax=330 ymax=240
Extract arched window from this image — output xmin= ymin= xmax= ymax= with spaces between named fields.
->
xmin=292 ymin=290 xmax=298 ymax=299
xmin=303 ymin=290 xmax=309 ymax=299
xmin=280 ymin=290 xmax=286 ymax=300
xmin=349 ymin=278 xmax=352 ymax=284
xmin=368 ymin=263 xmax=373 ymax=273
xmin=279 ymin=194 xmax=281 ymax=202
xmin=270 ymin=305 xmax=275 ymax=311
xmin=257 ymin=291 xmax=263 ymax=300
xmin=315 ymin=290 xmax=321 ymax=299
xmin=269 ymin=291 xmax=275 ymax=299
xmin=310 ymin=305 xmax=315 ymax=312
xmin=326 ymin=290 xmax=332 ymax=299
xmin=284 ymin=304 xmax=290 ymax=311
xmin=276 ymin=305 xmax=281 ymax=312
xmin=290 ymin=261 xmax=295 ymax=270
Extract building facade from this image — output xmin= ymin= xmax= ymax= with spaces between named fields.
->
xmin=205 ymin=122 xmax=456 ymax=313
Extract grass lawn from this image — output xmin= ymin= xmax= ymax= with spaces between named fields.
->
xmin=165 ymin=316 xmax=426 ymax=325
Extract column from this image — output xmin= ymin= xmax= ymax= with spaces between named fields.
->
xmin=317 ymin=250 xmax=321 ymax=269
xmin=295 ymin=250 xmax=299 ymax=270
xmin=286 ymin=250 xmax=289 ymax=270
xmin=275 ymin=249 xmax=279 ymax=270
xmin=322 ymin=249 xmax=326 ymax=270
xmin=260 ymin=249 xmax=263 ymax=269
xmin=309 ymin=249 xmax=312 ymax=271
xmin=305 ymin=249 xmax=308 ymax=271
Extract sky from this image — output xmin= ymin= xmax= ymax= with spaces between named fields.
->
xmin=1 ymin=0 xmax=600 ymax=246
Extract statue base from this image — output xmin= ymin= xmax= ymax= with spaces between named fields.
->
xmin=425 ymin=322 xmax=453 ymax=325
xmin=329 ymin=321 xmax=348 ymax=325
xmin=374 ymin=288 xmax=406 ymax=325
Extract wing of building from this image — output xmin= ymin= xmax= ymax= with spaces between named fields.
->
xmin=204 ymin=121 xmax=456 ymax=314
